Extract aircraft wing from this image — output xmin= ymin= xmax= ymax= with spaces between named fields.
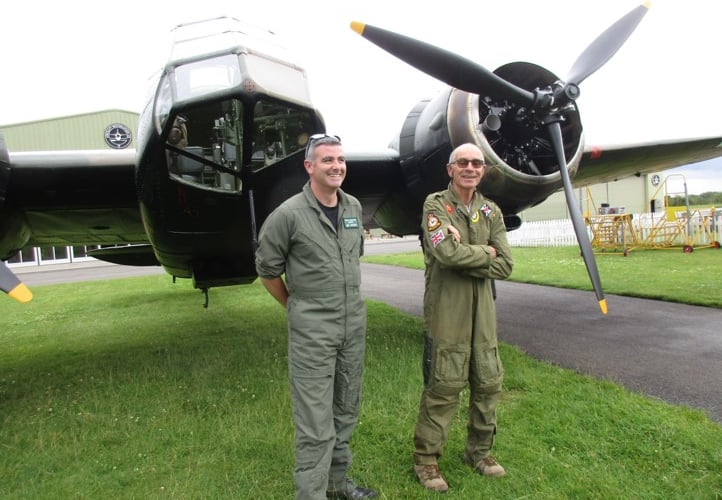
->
xmin=1 ymin=149 xmax=149 ymax=260
xmin=6 ymin=138 xmax=719 ymax=257
xmin=575 ymin=136 xmax=722 ymax=186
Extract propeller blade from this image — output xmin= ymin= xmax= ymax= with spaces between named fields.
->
xmin=546 ymin=122 xmax=607 ymax=314
xmin=350 ymin=22 xmax=535 ymax=106
xmin=566 ymin=3 xmax=650 ymax=85
xmin=0 ymin=261 xmax=33 ymax=303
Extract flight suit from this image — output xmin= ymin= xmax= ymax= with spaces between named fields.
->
xmin=255 ymin=181 xmax=366 ymax=500
xmin=413 ymin=183 xmax=513 ymax=467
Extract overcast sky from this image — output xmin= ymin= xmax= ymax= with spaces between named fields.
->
xmin=2 ymin=0 xmax=721 ymax=193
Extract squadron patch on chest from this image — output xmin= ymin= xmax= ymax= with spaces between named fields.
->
xmin=430 ymin=229 xmax=445 ymax=248
xmin=471 ymin=210 xmax=480 ymax=223
xmin=426 ymin=212 xmax=441 ymax=232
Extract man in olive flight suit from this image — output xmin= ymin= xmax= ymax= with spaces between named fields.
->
xmin=412 ymin=143 xmax=514 ymax=493
xmin=255 ymin=134 xmax=377 ymax=500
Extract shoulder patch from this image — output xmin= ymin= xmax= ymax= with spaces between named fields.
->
xmin=430 ymin=229 xmax=445 ymax=248
xmin=426 ymin=212 xmax=441 ymax=232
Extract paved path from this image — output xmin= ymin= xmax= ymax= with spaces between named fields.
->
xmin=360 ymin=262 xmax=722 ymax=425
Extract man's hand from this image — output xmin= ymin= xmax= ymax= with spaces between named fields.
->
xmin=447 ymin=224 xmax=497 ymax=258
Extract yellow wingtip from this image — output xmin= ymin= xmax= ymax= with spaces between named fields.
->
xmin=599 ymin=299 xmax=608 ymax=315
xmin=350 ymin=21 xmax=365 ymax=35
xmin=9 ymin=283 xmax=33 ymax=303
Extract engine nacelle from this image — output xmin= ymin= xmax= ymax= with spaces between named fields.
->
xmin=378 ymin=61 xmax=584 ymax=235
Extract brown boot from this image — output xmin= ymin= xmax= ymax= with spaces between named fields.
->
xmin=413 ymin=464 xmax=449 ymax=493
xmin=466 ymin=455 xmax=506 ymax=477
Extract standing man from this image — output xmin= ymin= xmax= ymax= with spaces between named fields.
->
xmin=255 ymin=134 xmax=377 ymax=500
xmin=412 ymin=143 xmax=513 ymax=493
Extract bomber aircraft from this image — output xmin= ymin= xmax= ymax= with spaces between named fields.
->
xmin=1 ymin=4 xmax=721 ymax=312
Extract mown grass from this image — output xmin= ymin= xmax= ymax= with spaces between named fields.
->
xmin=363 ymin=245 xmax=722 ymax=308
xmin=0 ymin=257 xmax=721 ymax=498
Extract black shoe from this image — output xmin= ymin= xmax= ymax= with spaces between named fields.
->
xmin=327 ymin=484 xmax=378 ymax=499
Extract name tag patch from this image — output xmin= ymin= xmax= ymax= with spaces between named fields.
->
xmin=343 ymin=217 xmax=360 ymax=229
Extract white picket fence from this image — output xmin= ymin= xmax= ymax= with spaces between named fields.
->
xmin=507 ymin=218 xmax=579 ymax=247
xmin=508 ymin=211 xmax=722 ymax=247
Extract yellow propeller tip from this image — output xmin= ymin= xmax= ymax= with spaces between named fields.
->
xmin=9 ymin=283 xmax=33 ymax=303
xmin=350 ymin=21 xmax=365 ymax=35
xmin=599 ymin=299 xmax=608 ymax=315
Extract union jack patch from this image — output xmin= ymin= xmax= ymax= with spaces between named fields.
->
xmin=481 ymin=203 xmax=492 ymax=217
xmin=430 ymin=229 xmax=445 ymax=248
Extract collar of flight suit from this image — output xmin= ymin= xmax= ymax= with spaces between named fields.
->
xmin=445 ymin=182 xmax=485 ymax=215
xmin=301 ymin=180 xmax=351 ymax=212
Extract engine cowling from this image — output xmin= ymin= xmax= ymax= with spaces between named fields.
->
xmin=377 ymin=61 xmax=584 ymax=236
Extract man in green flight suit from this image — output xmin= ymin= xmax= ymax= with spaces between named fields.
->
xmin=412 ymin=143 xmax=514 ymax=493
xmin=255 ymin=134 xmax=377 ymax=500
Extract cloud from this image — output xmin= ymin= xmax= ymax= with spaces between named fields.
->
xmin=666 ymin=158 xmax=722 ymax=195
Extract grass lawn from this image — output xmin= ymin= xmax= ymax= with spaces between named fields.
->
xmin=1 ymin=249 xmax=721 ymax=498
xmin=363 ymin=245 xmax=722 ymax=308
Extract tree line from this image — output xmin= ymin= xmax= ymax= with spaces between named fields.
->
xmin=667 ymin=191 xmax=722 ymax=207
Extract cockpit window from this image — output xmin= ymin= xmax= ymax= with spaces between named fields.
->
xmin=174 ymin=55 xmax=242 ymax=101
xmin=166 ymin=98 xmax=243 ymax=191
xmin=165 ymin=96 xmax=317 ymax=190
xmin=251 ymin=99 xmax=314 ymax=170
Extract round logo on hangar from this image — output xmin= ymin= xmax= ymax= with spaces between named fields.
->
xmin=104 ymin=123 xmax=133 ymax=149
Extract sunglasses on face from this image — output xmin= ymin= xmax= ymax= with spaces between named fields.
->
xmin=450 ymin=158 xmax=486 ymax=168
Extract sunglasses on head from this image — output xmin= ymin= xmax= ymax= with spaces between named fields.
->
xmin=305 ymin=133 xmax=342 ymax=157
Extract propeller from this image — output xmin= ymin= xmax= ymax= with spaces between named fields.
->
xmin=1 ymin=261 xmax=33 ymax=303
xmin=349 ymin=22 xmax=535 ymax=106
xmin=547 ymin=121 xmax=607 ymax=314
xmin=351 ymin=4 xmax=651 ymax=314
xmin=566 ymin=3 xmax=650 ymax=86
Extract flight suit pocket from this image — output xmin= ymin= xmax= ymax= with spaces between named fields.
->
xmin=435 ymin=345 xmax=470 ymax=384
xmin=334 ymin=357 xmax=362 ymax=415
xmin=475 ymin=347 xmax=504 ymax=388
